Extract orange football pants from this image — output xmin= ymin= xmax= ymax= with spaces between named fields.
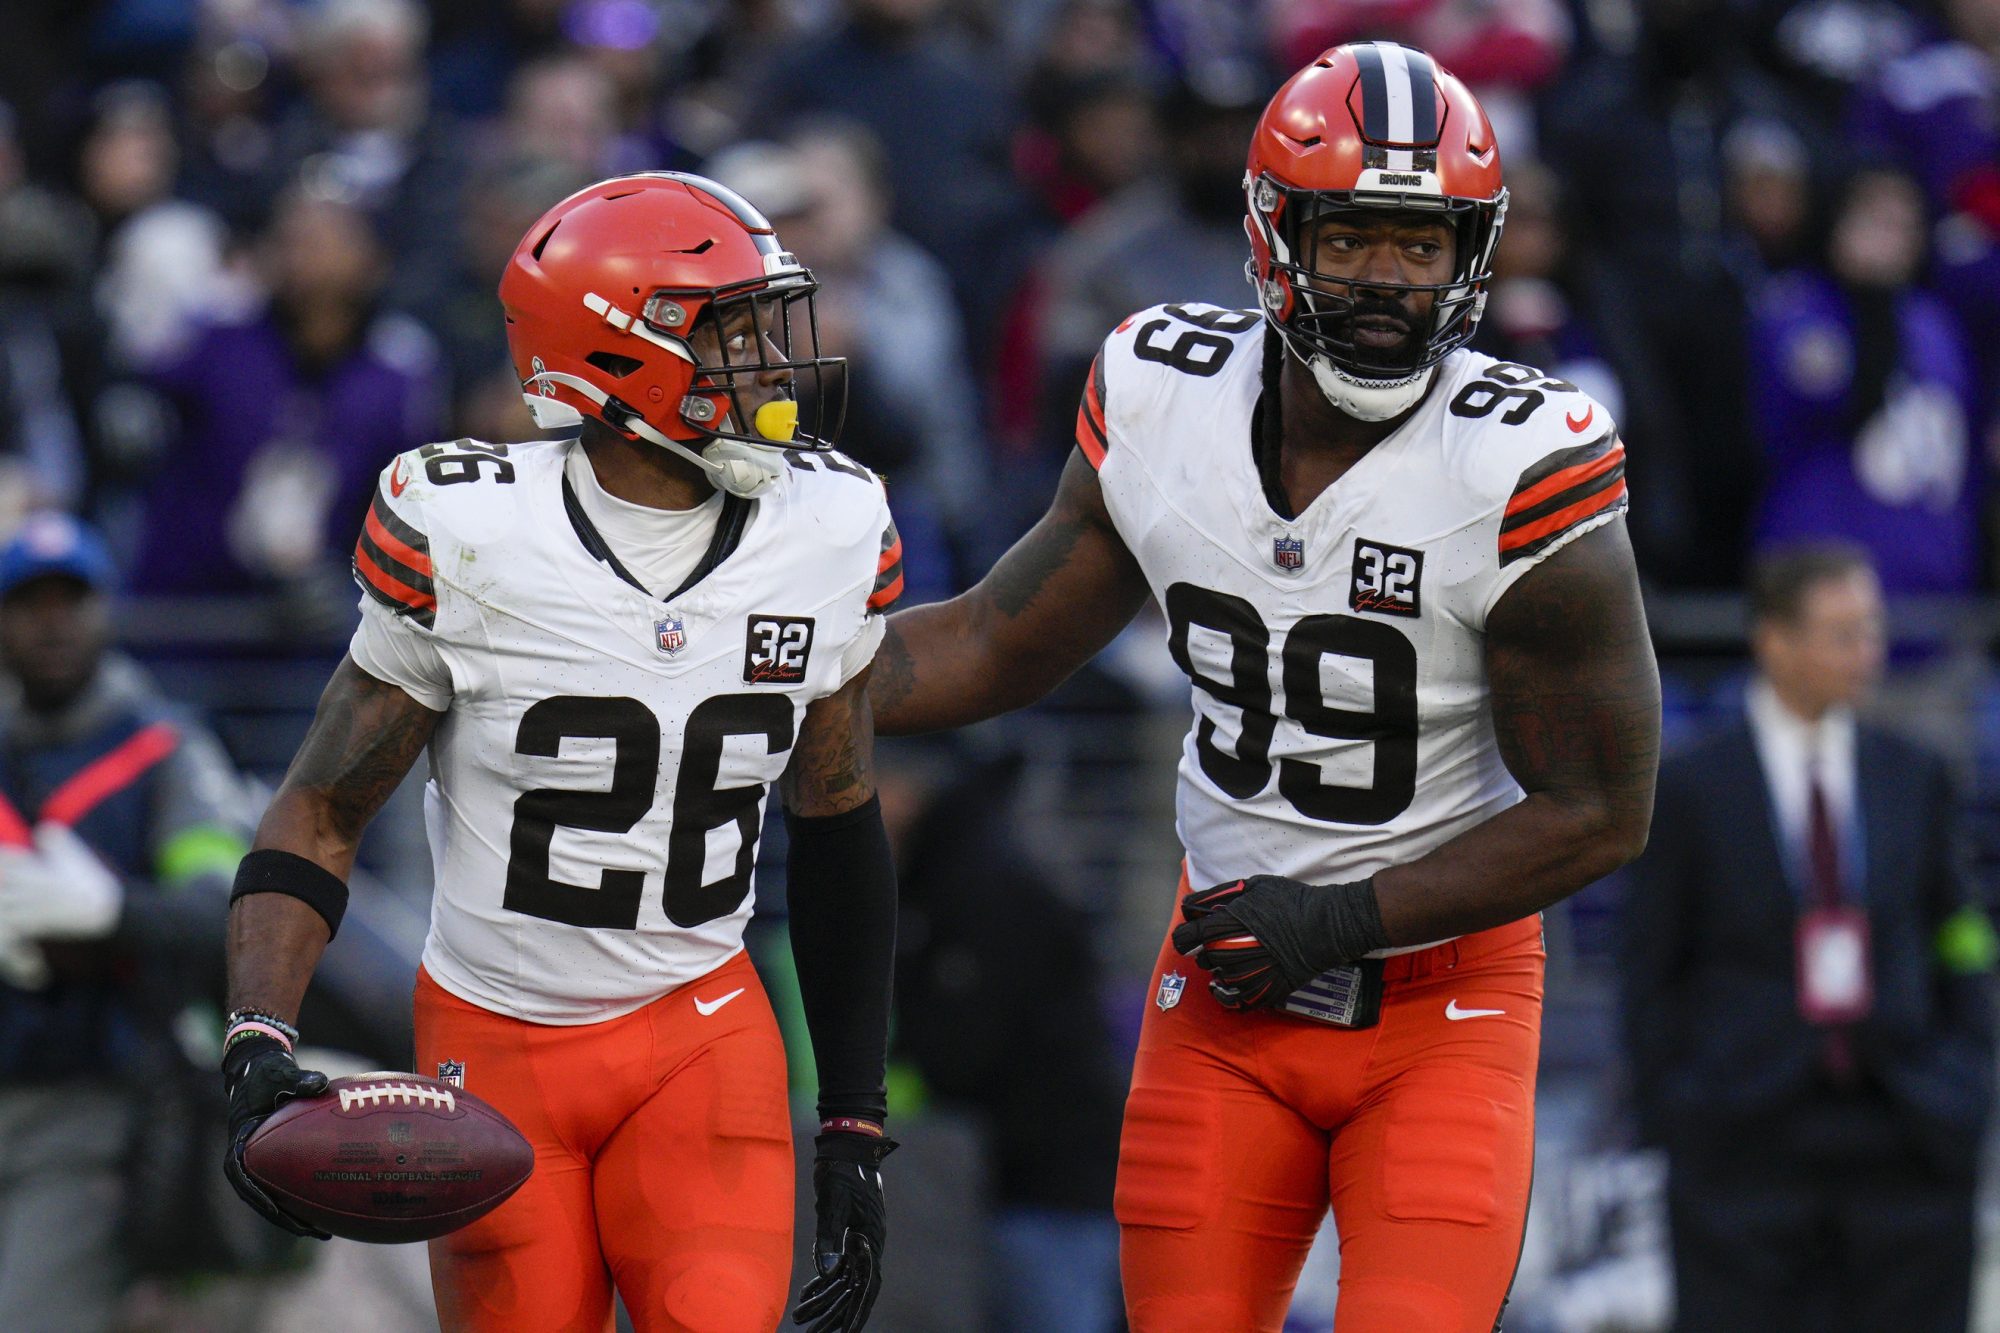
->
xmin=1118 ymin=874 xmax=1544 ymax=1333
xmin=412 ymin=949 xmax=794 ymax=1333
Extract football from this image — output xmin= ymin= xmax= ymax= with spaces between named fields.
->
xmin=243 ymin=1072 xmax=534 ymax=1243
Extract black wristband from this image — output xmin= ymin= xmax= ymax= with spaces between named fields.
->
xmin=230 ymin=849 xmax=349 ymax=939
xmin=786 ymin=794 xmax=896 ymax=1124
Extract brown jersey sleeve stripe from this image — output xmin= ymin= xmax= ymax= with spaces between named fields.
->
xmin=356 ymin=524 xmax=435 ymax=600
xmin=369 ymin=486 xmax=431 ymax=563
xmin=868 ymin=521 xmax=904 ymax=611
xmin=1498 ymin=479 xmax=1628 ymax=566
xmin=1505 ymin=438 xmax=1624 ymax=520
xmin=1075 ymin=404 xmax=1108 ymax=468
xmin=364 ymin=500 xmax=433 ymax=579
xmin=1075 ymin=351 xmax=1110 ymax=469
xmin=1501 ymin=456 xmax=1627 ymax=535
xmin=354 ymin=545 xmax=438 ymax=626
xmin=868 ymin=568 xmax=905 ymax=611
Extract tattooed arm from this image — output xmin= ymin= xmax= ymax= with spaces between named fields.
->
xmin=226 ymin=657 xmax=442 ymax=1019
xmin=783 ymin=666 xmax=877 ymax=818
xmin=1370 ymin=519 xmax=1661 ymax=947
xmin=870 ymin=451 xmax=1152 ymax=735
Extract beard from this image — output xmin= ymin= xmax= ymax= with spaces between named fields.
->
xmin=1321 ymin=295 xmax=1427 ymax=375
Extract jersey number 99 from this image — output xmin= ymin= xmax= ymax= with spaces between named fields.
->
xmin=1166 ymin=583 xmax=1418 ymax=825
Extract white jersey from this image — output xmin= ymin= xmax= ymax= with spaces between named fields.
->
xmin=350 ymin=437 xmax=901 ymax=1023
xmin=1084 ymin=304 xmax=1627 ymax=941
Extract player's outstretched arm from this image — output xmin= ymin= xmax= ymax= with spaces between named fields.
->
xmin=781 ymin=667 xmax=899 ymax=1331
xmin=869 ymin=450 xmax=1152 ymax=735
xmin=1371 ymin=517 xmax=1660 ymax=945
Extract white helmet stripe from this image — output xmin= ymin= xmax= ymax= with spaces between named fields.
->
xmin=1379 ymin=44 xmax=1416 ymax=171
xmin=1380 ymin=45 xmax=1414 ymax=144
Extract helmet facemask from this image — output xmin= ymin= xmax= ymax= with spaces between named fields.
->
xmin=1250 ymin=173 xmax=1507 ymax=419
xmin=644 ymin=264 xmax=847 ymax=452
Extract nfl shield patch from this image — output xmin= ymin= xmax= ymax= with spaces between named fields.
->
xmin=1156 ymin=971 xmax=1187 ymax=1011
xmin=1273 ymin=536 xmax=1305 ymax=572
xmin=436 ymin=1060 xmax=465 ymax=1088
xmin=655 ymin=617 xmax=687 ymax=657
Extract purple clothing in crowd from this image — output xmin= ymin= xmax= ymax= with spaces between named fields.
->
xmin=136 ymin=308 xmax=445 ymax=595
xmin=1750 ymin=271 xmax=1978 ymax=593
xmin=1848 ymin=42 xmax=1997 ymax=214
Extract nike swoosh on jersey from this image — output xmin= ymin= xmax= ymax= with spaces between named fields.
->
xmin=1444 ymin=1000 xmax=1505 ymax=1020
xmin=389 ymin=456 xmax=410 ymax=496
xmin=1565 ymin=406 xmax=1594 ymax=433
xmin=693 ymin=987 xmax=746 ymax=1016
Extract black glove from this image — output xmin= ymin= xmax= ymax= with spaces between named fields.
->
xmin=793 ymin=1131 xmax=898 ymax=1331
xmin=222 ymin=1035 xmax=332 ymax=1239
xmin=1170 ymin=875 xmax=1387 ymax=1010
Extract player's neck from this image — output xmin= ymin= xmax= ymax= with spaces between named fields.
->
xmin=1270 ymin=356 xmax=1427 ymax=513
xmin=576 ymin=421 xmax=718 ymax=512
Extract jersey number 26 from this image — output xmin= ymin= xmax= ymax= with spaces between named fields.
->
xmin=503 ymin=694 xmax=792 ymax=930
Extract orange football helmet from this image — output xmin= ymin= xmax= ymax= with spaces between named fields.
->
xmin=499 ymin=172 xmax=843 ymax=496
xmin=1245 ymin=42 xmax=1507 ymax=419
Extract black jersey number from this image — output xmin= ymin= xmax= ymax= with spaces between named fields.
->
xmin=784 ymin=448 xmax=874 ymax=482
xmin=421 ymin=439 xmax=516 ymax=486
xmin=1447 ymin=363 xmax=1577 ymax=427
xmin=1165 ymin=583 xmax=1418 ymax=825
xmin=1132 ymin=305 xmax=1258 ymax=378
xmin=503 ymin=693 xmax=794 ymax=930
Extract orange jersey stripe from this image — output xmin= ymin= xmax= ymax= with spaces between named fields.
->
xmin=1505 ymin=442 xmax=1624 ymax=518
xmin=1498 ymin=478 xmax=1628 ymax=552
xmin=867 ymin=570 xmax=904 ymax=610
xmin=365 ymin=503 xmax=433 ymax=576
xmin=876 ymin=536 xmax=903 ymax=575
xmin=1083 ymin=366 xmax=1107 ymax=438
xmin=1075 ymin=404 xmax=1108 ymax=468
xmin=356 ymin=545 xmax=439 ymax=613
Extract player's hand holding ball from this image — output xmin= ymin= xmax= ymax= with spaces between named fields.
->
xmin=221 ymin=1022 xmax=332 ymax=1239
xmin=794 ymin=1128 xmax=898 ymax=1331
xmin=1173 ymin=875 xmax=1387 ymax=1010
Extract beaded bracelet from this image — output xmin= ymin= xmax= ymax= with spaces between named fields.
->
xmin=223 ymin=1021 xmax=294 ymax=1056
xmin=224 ymin=1007 xmax=300 ymax=1047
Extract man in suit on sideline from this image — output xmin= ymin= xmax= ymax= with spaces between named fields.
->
xmin=1620 ymin=541 xmax=1996 ymax=1333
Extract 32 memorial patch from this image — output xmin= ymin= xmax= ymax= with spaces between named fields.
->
xmin=744 ymin=615 xmax=816 ymax=685
xmin=1350 ymin=539 xmax=1423 ymax=618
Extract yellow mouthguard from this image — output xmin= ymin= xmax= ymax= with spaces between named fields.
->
xmin=753 ymin=400 xmax=799 ymax=442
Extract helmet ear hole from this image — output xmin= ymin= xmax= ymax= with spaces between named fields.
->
xmin=586 ymin=351 xmax=644 ymax=378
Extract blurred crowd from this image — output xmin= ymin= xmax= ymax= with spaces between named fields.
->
xmin=4 ymin=0 xmax=2000 ymax=616
xmin=5 ymin=0 xmax=2000 ymax=1328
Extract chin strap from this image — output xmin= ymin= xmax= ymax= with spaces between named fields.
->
xmin=521 ymin=370 xmax=788 ymax=498
xmin=1301 ymin=352 xmax=1435 ymax=423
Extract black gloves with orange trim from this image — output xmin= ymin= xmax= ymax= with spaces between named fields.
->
xmin=1170 ymin=875 xmax=1387 ymax=1009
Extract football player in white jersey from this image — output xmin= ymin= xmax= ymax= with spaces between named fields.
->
xmin=869 ymin=43 xmax=1660 ymax=1332
xmin=220 ymin=173 xmax=905 ymax=1333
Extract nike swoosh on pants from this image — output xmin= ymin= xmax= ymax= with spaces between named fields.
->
xmin=693 ymin=987 xmax=746 ymax=1016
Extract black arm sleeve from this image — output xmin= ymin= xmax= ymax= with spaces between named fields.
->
xmin=786 ymin=795 xmax=897 ymax=1124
